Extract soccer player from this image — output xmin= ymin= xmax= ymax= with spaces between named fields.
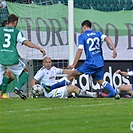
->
xmin=115 ymin=69 xmax=133 ymax=98
xmin=31 ymin=56 xmax=97 ymax=98
xmin=66 ymin=20 xmax=117 ymax=98
xmin=0 ymin=19 xmax=15 ymax=98
xmin=0 ymin=14 xmax=46 ymax=100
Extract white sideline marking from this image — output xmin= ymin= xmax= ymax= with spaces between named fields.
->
xmin=3 ymin=101 xmax=130 ymax=113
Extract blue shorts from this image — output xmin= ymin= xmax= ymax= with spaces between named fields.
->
xmin=77 ymin=61 xmax=104 ymax=81
xmin=132 ymin=84 xmax=133 ymax=91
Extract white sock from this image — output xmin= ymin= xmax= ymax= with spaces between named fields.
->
xmin=115 ymin=88 xmax=120 ymax=93
xmin=85 ymin=91 xmax=97 ymax=98
xmin=78 ymin=90 xmax=96 ymax=98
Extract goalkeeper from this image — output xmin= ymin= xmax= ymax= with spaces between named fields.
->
xmin=31 ymin=56 xmax=97 ymax=98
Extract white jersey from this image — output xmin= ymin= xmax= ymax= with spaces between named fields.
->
xmin=33 ymin=66 xmax=63 ymax=86
xmin=128 ymin=70 xmax=133 ymax=76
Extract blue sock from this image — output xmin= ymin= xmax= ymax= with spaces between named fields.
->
xmin=50 ymin=80 xmax=69 ymax=91
xmin=102 ymin=81 xmax=116 ymax=98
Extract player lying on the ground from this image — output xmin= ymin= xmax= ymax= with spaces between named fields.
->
xmin=115 ymin=69 xmax=133 ymax=98
xmin=31 ymin=56 xmax=97 ymax=98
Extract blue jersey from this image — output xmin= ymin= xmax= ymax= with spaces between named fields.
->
xmin=78 ymin=30 xmax=106 ymax=68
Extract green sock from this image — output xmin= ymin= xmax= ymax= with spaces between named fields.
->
xmin=2 ymin=76 xmax=9 ymax=94
xmin=16 ymin=72 xmax=28 ymax=90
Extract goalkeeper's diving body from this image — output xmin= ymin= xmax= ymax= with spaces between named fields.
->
xmin=31 ymin=56 xmax=97 ymax=98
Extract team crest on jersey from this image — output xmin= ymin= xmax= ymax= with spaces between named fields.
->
xmin=87 ymin=33 xmax=96 ymax=36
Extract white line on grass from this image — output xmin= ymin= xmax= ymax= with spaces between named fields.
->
xmin=3 ymin=101 xmax=131 ymax=113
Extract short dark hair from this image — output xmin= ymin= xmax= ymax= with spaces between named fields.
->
xmin=81 ymin=20 xmax=92 ymax=28
xmin=8 ymin=14 xmax=19 ymax=23
xmin=2 ymin=20 xmax=7 ymax=27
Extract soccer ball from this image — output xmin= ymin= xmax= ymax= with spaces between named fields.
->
xmin=31 ymin=84 xmax=44 ymax=98
xmin=115 ymin=93 xmax=120 ymax=100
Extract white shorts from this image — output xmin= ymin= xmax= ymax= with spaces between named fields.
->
xmin=0 ymin=59 xmax=26 ymax=85
xmin=44 ymin=86 xmax=68 ymax=98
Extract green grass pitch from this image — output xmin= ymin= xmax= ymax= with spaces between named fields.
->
xmin=0 ymin=98 xmax=132 ymax=133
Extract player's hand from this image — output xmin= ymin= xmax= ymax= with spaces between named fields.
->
xmin=39 ymin=48 xmax=46 ymax=56
xmin=115 ymin=70 xmax=121 ymax=74
xmin=112 ymin=49 xmax=117 ymax=58
xmin=68 ymin=64 xmax=75 ymax=69
xmin=116 ymin=70 xmax=128 ymax=77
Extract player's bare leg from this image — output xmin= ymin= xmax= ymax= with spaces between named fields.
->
xmin=118 ymin=84 xmax=132 ymax=94
xmin=0 ymin=69 xmax=15 ymax=98
xmin=116 ymin=84 xmax=133 ymax=98
xmin=5 ymin=69 xmax=14 ymax=83
xmin=67 ymin=70 xmax=82 ymax=82
xmin=66 ymin=85 xmax=97 ymax=98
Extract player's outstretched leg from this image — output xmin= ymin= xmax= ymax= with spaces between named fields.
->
xmin=77 ymin=90 xmax=97 ymax=98
xmin=102 ymin=81 xmax=117 ymax=98
xmin=67 ymin=85 xmax=97 ymax=98
xmin=115 ymin=84 xmax=133 ymax=99
xmin=97 ymin=81 xmax=120 ymax=99
xmin=42 ymin=77 xmax=70 ymax=92
xmin=14 ymin=71 xmax=28 ymax=100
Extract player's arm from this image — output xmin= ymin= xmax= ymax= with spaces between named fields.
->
xmin=68 ymin=49 xmax=83 ymax=69
xmin=23 ymin=40 xmax=46 ymax=56
xmin=68 ymin=35 xmax=83 ymax=69
xmin=31 ymin=68 xmax=44 ymax=87
xmin=31 ymin=78 xmax=38 ymax=87
xmin=115 ymin=70 xmax=133 ymax=76
xmin=104 ymin=36 xmax=117 ymax=58
xmin=17 ymin=31 xmax=46 ymax=56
